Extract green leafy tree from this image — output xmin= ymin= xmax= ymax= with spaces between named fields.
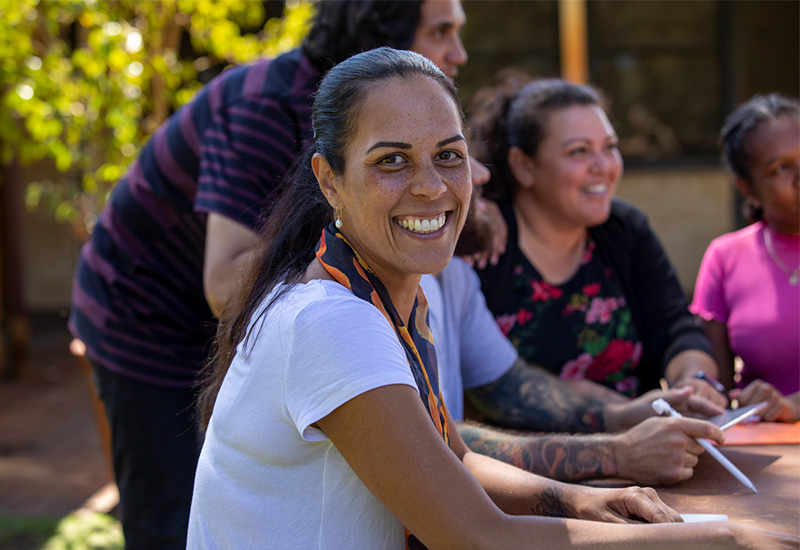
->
xmin=0 ymin=0 xmax=313 ymax=241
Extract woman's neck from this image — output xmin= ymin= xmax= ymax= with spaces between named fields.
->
xmin=378 ymin=274 xmax=422 ymax=325
xmin=513 ymin=192 xmax=588 ymax=285
xmin=764 ymin=219 xmax=800 ymax=236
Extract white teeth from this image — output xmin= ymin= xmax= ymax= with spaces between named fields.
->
xmin=584 ymin=184 xmax=607 ymax=194
xmin=397 ymin=214 xmax=447 ymax=234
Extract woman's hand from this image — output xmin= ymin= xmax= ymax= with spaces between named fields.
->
xmin=605 ymin=387 xmax=724 ymax=431
xmin=666 ymin=350 xmax=729 ymax=408
xmin=461 ymin=197 xmax=507 ymax=269
xmin=730 ymin=382 xmax=799 ymax=422
xmin=565 ymin=485 xmax=682 ymax=524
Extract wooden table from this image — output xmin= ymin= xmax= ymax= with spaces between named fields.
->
xmin=591 ymin=441 xmax=799 ymax=536
xmin=658 ymin=444 xmax=799 ymax=536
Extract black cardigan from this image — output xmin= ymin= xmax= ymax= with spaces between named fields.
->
xmin=477 ymin=198 xmax=713 ymax=391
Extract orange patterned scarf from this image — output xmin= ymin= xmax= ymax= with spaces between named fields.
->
xmin=315 ymin=223 xmax=448 ymax=549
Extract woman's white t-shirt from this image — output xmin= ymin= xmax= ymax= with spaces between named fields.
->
xmin=188 ymin=280 xmax=418 ymax=549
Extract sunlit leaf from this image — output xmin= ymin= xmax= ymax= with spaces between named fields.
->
xmin=2 ymin=0 xmax=313 ymax=239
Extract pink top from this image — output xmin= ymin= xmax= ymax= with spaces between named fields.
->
xmin=691 ymin=221 xmax=800 ymax=395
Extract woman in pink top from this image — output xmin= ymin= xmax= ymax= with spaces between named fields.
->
xmin=692 ymin=94 xmax=799 ymax=422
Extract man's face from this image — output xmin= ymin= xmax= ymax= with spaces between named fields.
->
xmin=410 ymin=0 xmax=468 ymax=79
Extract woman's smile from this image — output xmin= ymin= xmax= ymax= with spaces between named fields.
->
xmin=394 ymin=212 xmax=449 ymax=235
xmin=581 ymin=183 xmax=610 ymax=196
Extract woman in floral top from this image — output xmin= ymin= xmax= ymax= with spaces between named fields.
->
xmin=494 ymin=235 xmax=643 ymax=397
xmin=469 ymin=73 xmax=725 ymax=405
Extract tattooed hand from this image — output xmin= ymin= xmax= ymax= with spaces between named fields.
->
xmin=612 ymin=416 xmax=724 ymax=485
xmin=553 ymin=483 xmax=683 ymax=524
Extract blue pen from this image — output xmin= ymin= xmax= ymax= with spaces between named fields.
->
xmin=652 ymin=398 xmax=757 ymax=493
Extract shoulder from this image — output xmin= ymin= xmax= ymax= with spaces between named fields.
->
xmin=434 ymin=257 xmax=482 ymax=319
xmin=707 ymin=222 xmax=762 ymax=252
xmin=273 ymin=281 xmax=393 ymax=332
xmin=241 ymin=49 xmax=320 ymax=102
xmin=697 ymin=223 xmax=762 ymax=272
xmin=198 ymin=49 xmax=317 ymax=115
xmin=439 ymin=257 xmax=480 ymax=292
xmin=244 ymin=281 xmax=405 ymax=368
xmin=607 ymin=198 xmax=649 ymax=228
xmin=589 ymin=198 xmax=652 ymax=252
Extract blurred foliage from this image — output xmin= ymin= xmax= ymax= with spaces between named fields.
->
xmin=0 ymin=512 xmax=123 ymax=550
xmin=41 ymin=512 xmax=123 ymax=550
xmin=0 ymin=0 xmax=313 ymax=241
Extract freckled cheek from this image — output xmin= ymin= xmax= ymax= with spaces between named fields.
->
xmin=366 ymin=175 xmax=412 ymax=205
xmin=450 ymin=175 xmax=472 ymax=211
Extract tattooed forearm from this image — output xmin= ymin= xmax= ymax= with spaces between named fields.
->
xmin=530 ymin=486 xmax=574 ymax=518
xmin=457 ymin=422 xmax=618 ymax=482
xmin=465 ymin=358 xmax=607 ymax=433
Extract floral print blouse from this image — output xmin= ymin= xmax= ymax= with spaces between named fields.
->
xmin=494 ymin=236 xmax=643 ymax=397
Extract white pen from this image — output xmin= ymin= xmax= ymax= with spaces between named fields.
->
xmin=652 ymin=398 xmax=758 ymax=493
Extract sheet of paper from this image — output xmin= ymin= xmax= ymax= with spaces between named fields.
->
xmin=709 ymin=402 xmax=767 ymax=430
xmin=680 ymin=514 xmax=728 ymax=523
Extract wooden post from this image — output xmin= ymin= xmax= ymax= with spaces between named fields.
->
xmin=559 ymin=0 xmax=589 ymax=84
xmin=0 ymin=167 xmax=4 ymax=377
xmin=0 ymin=159 xmax=30 ymax=379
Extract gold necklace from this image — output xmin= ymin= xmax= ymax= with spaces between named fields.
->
xmin=764 ymin=226 xmax=800 ymax=286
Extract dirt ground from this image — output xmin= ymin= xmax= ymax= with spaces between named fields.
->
xmin=0 ymin=314 xmax=113 ymax=517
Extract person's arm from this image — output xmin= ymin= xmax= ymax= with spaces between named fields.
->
xmin=458 ymin=414 xmax=723 ymax=486
xmin=464 ymin=359 xmax=723 ymax=435
xmin=665 ymin=349 xmax=728 ymax=406
xmin=560 ymin=378 xmax=630 ymax=403
xmin=612 ymin=204 xmax=725 ymax=406
xmin=203 ymin=213 xmax=262 ymax=318
xmin=196 ymin=65 xmax=309 ymax=317
xmin=317 ymin=383 xmax=794 ymax=549
xmin=320 ymin=383 xmax=668 ymax=547
xmin=692 ymin=319 xmax=796 ymax=421
xmin=698 ymin=319 xmax=736 ymax=389
xmin=464 ymin=358 xmax=608 ymax=433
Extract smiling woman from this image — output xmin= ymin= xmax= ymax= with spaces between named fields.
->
xmin=471 ymin=75 xmax=726 ymax=406
xmin=311 ymin=72 xmax=470 ymax=308
xmin=187 ymin=49 xmax=798 ymax=550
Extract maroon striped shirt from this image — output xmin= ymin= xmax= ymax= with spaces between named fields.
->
xmin=69 ymin=49 xmax=321 ymax=387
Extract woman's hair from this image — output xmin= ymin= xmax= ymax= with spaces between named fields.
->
xmin=196 ymin=47 xmax=462 ymax=429
xmin=302 ymin=0 xmax=424 ymax=72
xmin=719 ymin=93 xmax=800 ymax=222
xmin=468 ymin=71 xmax=603 ymax=201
